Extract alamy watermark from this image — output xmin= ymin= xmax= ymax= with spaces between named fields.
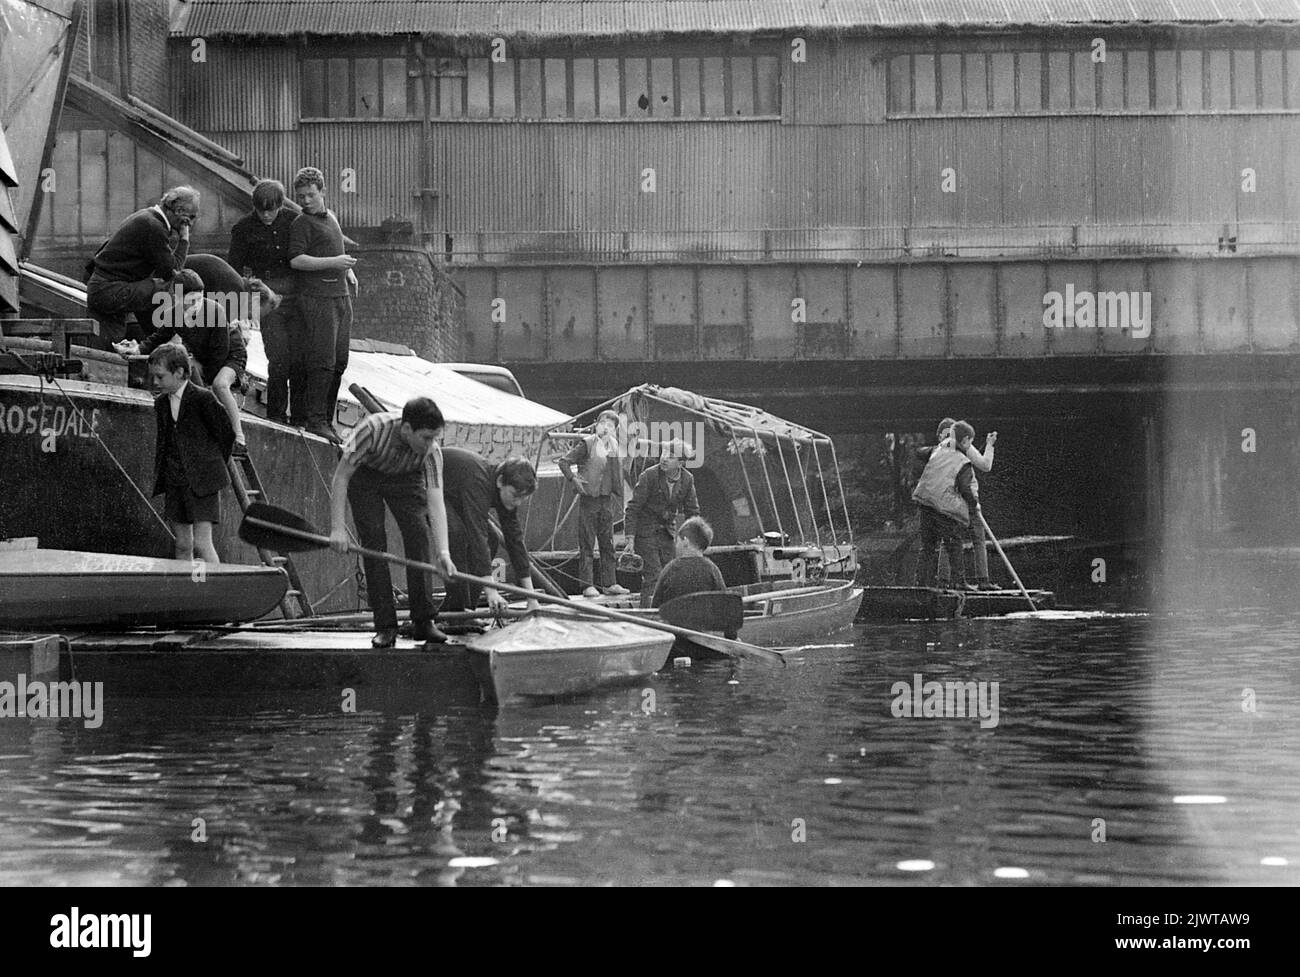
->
xmin=890 ymin=672 xmax=1000 ymax=728
xmin=583 ymin=412 xmax=707 ymax=469
xmin=150 ymin=286 xmax=260 ymax=331
xmin=50 ymin=908 xmax=150 ymax=957
xmin=0 ymin=673 xmax=104 ymax=729
xmin=1043 ymin=284 xmax=1151 ymax=339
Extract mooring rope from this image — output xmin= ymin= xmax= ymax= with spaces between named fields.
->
xmin=38 ymin=372 xmax=177 ymax=541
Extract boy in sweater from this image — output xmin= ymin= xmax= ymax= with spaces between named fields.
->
xmin=651 ymin=516 xmax=726 ymax=608
xmin=288 ymin=166 xmax=356 ymax=443
xmin=558 ymin=410 xmax=630 ymax=597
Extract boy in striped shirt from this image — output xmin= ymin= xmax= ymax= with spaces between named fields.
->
xmin=328 ymin=397 xmax=456 ymax=648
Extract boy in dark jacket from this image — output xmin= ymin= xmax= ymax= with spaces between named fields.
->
xmin=148 ymin=344 xmax=235 ymax=563
xmin=624 ymin=440 xmax=701 ymax=607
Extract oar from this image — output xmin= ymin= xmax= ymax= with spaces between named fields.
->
xmin=977 ymin=508 xmax=1037 ymax=611
xmin=239 ymin=503 xmax=786 ymax=666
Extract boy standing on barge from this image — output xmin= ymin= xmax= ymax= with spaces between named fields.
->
xmin=328 ymin=397 xmax=456 ymax=649
xmin=558 ymin=410 xmax=631 ymax=598
xmin=288 ymin=166 xmax=356 ymax=444
xmin=624 ymin=440 xmax=700 ymax=607
xmin=148 ymin=344 xmax=234 ymax=565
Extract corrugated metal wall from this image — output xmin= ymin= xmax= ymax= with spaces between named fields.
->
xmin=170 ymin=43 xmax=300 ymax=133
xmin=165 ymin=33 xmax=1300 ymax=255
xmin=299 ymin=123 xmax=423 ymax=228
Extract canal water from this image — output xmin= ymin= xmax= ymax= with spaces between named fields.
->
xmin=2 ymin=592 xmax=1297 ymax=886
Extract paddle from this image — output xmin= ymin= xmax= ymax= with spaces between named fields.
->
xmin=239 ymin=503 xmax=786 ymax=666
xmin=977 ymin=508 xmax=1037 ymax=611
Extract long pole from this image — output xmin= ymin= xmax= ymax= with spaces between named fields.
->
xmin=978 ymin=509 xmax=1037 ymax=611
xmin=241 ymin=513 xmax=785 ymax=665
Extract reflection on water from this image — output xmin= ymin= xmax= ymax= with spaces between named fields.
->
xmin=2 ymin=607 xmax=1298 ymax=885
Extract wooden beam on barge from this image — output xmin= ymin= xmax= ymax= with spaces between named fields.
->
xmin=55 ymin=630 xmax=484 ymax=704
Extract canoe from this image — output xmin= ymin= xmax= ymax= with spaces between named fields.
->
xmin=0 ymin=545 xmax=289 ymax=628
xmin=857 ymin=585 xmax=1055 ymax=620
xmin=464 ymin=609 xmax=675 ymax=701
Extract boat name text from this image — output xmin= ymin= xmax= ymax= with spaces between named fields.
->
xmin=0 ymin=402 xmax=100 ymax=439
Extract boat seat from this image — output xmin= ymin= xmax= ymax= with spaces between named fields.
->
xmin=658 ymin=591 xmax=744 ymax=639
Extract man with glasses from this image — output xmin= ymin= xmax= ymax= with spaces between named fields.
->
xmin=86 ymin=186 xmax=200 ymax=347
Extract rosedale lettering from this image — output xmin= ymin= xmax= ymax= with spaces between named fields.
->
xmin=0 ymin=402 xmax=100 ymax=438
xmin=1042 ymin=285 xmax=1152 ymax=338
xmin=50 ymin=908 xmax=151 ymax=957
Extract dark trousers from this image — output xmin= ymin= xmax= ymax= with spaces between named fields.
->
xmin=86 ymin=276 xmax=159 ymax=346
xmin=635 ymin=527 xmax=676 ymax=608
xmin=441 ymin=505 xmax=503 ymax=612
xmin=916 ymin=507 xmax=967 ymax=588
xmin=260 ymin=300 xmax=306 ymax=422
xmin=348 ymin=467 xmax=435 ymax=631
xmin=577 ymin=494 xmax=616 ymax=589
xmin=968 ymin=504 xmax=989 ymax=581
xmin=297 ymin=293 xmax=352 ymax=425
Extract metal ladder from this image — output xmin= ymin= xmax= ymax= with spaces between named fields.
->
xmin=227 ymin=451 xmax=314 ymax=619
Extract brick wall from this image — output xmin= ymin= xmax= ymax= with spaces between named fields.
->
xmin=72 ymin=0 xmax=170 ymax=106
xmin=129 ymin=0 xmax=171 ymax=108
xmin=352 ymin=246 xmax=464 ymax=362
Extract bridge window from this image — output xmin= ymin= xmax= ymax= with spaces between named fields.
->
xmin=301 ymin=53 xmax=427 ymax=119
xmin=888 ymin=45 xmax=1299 ymax=116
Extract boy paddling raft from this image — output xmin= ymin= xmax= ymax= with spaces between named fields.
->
xmin=911 ymin=419 xmax=1000 ymax=592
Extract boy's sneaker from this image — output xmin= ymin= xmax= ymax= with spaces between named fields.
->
xmin=604 ymin=584 xmax=630 ymax=596
xmin=582 ymin=586 xmax=601 ymax=598
xmin=231 ymin=440 xmax=249 ymax=457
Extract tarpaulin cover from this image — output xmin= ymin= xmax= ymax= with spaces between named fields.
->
xmin=242 ymin=327 xmax=570 ymax=464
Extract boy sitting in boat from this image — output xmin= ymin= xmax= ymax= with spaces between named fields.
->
xmin=652 ymin=516 xmax=726 ymax=608
xmin=147 ymin=344 xmax=235 ymax=565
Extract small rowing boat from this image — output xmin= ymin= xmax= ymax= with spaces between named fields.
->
xmin=645 ymin=577 xmax=863 ymax=657
xmin=0 ymin=541 xmax=289 ymax=628
xmin=464 ymin=609 xmax=675 ymax=701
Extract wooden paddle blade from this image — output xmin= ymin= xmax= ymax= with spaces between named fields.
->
xmin=678 ymin=630 xmax=787 ymax=666
xmin=659 ymin=591 xmax=744 ymax=637
xmin=238 ymin=503 xmax=329 ymax=553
